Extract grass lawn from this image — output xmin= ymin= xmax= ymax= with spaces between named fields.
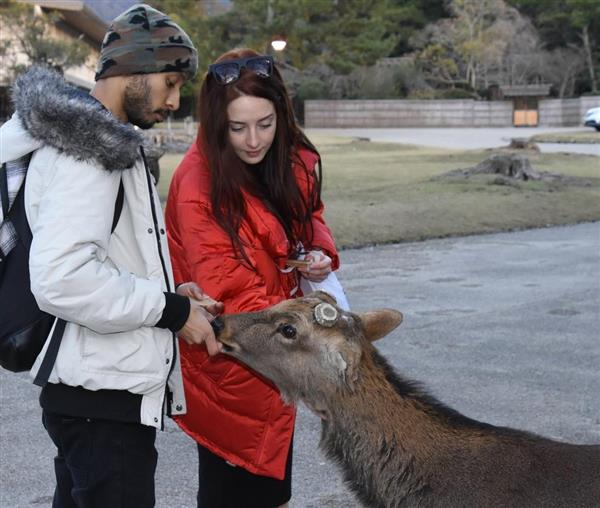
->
xmin=158 ymin=135 xmax=600 ymax=249
xmin=530 ymin=130 xmax=600 ymax=144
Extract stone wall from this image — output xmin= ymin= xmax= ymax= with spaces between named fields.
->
xmin=539 ymin=98 xmax=581 ymax=126
xmin=305 ymin=96 xmax=600 ymax=128
xmin=539 ymin=95 xmax=600 ymax=126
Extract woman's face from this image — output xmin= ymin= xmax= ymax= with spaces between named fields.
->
xmin=227 ymin=95 xmax=277 ymax=165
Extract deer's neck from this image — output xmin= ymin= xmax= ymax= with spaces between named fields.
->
xmin=318 ymin=348 xmax=476 ymax=506
xmin=314 ymin=348 xmax=599 ymax=508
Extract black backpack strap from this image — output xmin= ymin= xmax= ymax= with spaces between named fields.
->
xmin=111 ymin=177 xmax=124 ymax=233
xmin=33 ymin=318 xmax=66 ymax=387
xmin=0 ymin=163 xmax=8 ymax=265
xmin=33 ymin=179 xmax=124 ymax=386
xmin=0 ymin=163 xmax=9 ymax=219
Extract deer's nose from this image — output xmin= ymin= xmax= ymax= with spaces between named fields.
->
xmin=210 ymin=317 xmax=225 ymax=335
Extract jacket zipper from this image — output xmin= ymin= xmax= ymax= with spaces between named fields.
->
xmin=140 ymin=146 xmax=177 ymax=430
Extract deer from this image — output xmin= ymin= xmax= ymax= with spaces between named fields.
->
xmin=212 ymin=291 xmax=600 ymax=508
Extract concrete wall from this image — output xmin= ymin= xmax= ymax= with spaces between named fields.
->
xmin=540 ymin=98 xmax=580 ymax=126
xmin=305 ymin=96 xmax=600 ymax=128
xmin=539 ymin=96 xmax=600 ymax=126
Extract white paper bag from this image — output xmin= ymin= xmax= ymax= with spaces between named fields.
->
xmin=300 ymin=271 xmax=350 ymax=311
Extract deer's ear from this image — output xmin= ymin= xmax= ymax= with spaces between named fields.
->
xmin=360 ymin=310 xmax=403 ymax=342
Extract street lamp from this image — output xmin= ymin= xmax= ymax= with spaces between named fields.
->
xmin=271 ymin=37 xmax=287 ymax=52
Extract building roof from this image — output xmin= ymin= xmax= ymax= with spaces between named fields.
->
xmin=82 ymin=0 xmax=137 ymax=24
xmin=83 ymin=0 xmax=232 ymax=23
xmin=22 ymin=0 xmax=108 ymax=43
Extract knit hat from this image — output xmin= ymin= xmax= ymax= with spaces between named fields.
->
xmin=95 ymin=4 xmax=198 ymax=81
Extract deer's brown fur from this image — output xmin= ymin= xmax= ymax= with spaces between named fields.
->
xmin=215 ymin=292 xmax=600 ymax=508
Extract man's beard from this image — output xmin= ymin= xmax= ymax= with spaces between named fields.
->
xmin=123 ymin=75 xmax=168 ymax=130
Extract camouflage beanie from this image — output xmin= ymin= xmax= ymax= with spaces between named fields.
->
xmin=95 ymin=3 xmax=198 ymax=81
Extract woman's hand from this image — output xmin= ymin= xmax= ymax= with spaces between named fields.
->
xmin=298 ymin=250 xmax=332 ymax=282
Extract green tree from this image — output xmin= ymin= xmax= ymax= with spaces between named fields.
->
xmin=202 ymin=0 xmax=398 ymax=74
xmin=384 ymin=0 xmax=449 ymax=56
xmin=145 ymin=0 xmax=211 ymax=100
xmin=143 ymin=0 xmax=452 ymax=102
xmin=139 ymin=0 xmax=458 ymax=101
xmin=416 ymin=43 xmax=461 ymax=87
xmin=568 ymin=0 xmax=600 ymax=92
xmin=0 ymin=0 xmax=90 ymax=77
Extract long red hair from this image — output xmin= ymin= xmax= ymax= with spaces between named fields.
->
xmin=196 ymin=48 xmax=322 ymax=267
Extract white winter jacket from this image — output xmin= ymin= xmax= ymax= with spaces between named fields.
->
xmin=0 ymin=67 xmax=186 ymax=428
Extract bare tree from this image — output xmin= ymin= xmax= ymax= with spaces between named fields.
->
xmin=542 ymin=47 xmax=586 ymax=97
xmin=446 ymin=0 xmax=509 ymax=89
xmin=414 ymin=0 xmax=533 ymax=91
xmin=579 ymin=23 xmax=597 ymax=93
xmin=413 ymin=0 xmax=589 ymax=96
xmin=498 ymin=16 xmax=544 ymax=86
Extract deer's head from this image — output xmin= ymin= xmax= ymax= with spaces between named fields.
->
xmin=214 ymin=292 xmax=403 ymax=408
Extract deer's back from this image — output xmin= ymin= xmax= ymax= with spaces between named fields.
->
xmin=426 ymin=435 xmax=600 ymax=508
xmin=321 ymin=355 xmax=600 ymax=508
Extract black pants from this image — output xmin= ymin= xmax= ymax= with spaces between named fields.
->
xmin=42 ymin=410 xmax=157 ymax=508
xmin=196 ymin=440 xmax=293 ymax=508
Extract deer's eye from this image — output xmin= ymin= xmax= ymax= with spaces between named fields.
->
xmin=279 ymin=324 xmax=297 ymax=339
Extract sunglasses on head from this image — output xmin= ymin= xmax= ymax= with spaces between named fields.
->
xmin=208 ymin=55 xmax=274 ymax=85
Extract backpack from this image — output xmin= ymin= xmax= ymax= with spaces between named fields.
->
xmin=0 ymin=154 xmax=124 ymax=385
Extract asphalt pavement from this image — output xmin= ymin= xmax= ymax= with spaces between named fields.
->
xmin=1 ymin=222 xmax=599 ymax=507
xmin=306 ymin=126 xmax=600 ymax=156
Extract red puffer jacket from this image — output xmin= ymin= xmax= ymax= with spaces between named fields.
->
xmin=165 ymin=141 xmax=339 ymax=479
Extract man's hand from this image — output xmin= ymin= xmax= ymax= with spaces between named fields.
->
xmin=177 ymin=282 xmax=224 ymax=316
xmin=178 ymin=299 xmax=222 ymax=356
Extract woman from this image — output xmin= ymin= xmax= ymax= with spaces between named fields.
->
xmin=165 ymin=48 xmax=340 ymax=508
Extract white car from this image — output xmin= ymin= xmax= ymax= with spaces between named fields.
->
xmin=583 ymin=107 xmax=600 ymax=131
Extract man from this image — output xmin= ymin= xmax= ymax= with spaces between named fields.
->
xmin=0 ymin=4 xmax=220 ymax=507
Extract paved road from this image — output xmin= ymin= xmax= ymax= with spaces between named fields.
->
xmin=1 ymin=223 xmax=599 ymax=507
xmin=307 ymin=127 xmax=600 ymax=156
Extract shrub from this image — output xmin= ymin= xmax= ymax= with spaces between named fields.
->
xmin=296 ymin=77 xmax=331 ymax=102
xmin=295 ymin=77 xmax=331 ymax=124
xmin=439 ymin=88 xmax=477 ymax=99
xmin=407 ymin=88 xmax=438 ymax=99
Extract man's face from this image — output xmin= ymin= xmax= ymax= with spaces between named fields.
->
xmin=123 ymin=72 xmax=185 ymax=129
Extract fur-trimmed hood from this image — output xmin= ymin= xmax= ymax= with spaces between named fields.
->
xmin=5 ymin=66 xmax=143 ymax=170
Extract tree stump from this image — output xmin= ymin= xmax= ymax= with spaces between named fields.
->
xmin=433 ymin=153 xmax=589 ymax=187
xmin=471 ymin=154 xmax=541 ymax=181
xmin=508 ymin=138 xmax=540 ymax=151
